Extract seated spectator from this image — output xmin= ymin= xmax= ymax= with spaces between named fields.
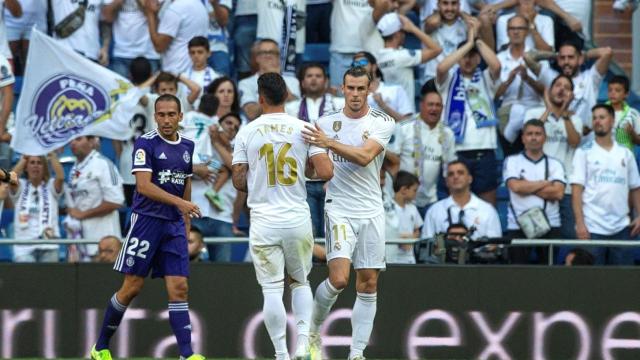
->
xmin=206 ymin=0 xmax=232 ymax=76
xmin=495 ymin=15 xmax=544 ymax=155
xmin=185 ymin=36 xmax=221 ymax=108
xmin=66 ymin=136 xmax=125 ymax=262
xmin=564 ymin=248 xmax=594 ymax=266
xmin=387 ymin=88 xmax=456 ymax=216
xmin=607 ymin=75 xmax=640 ymax=151
xmin=52 ymin=0 xmax=112 ymax=64
xmin=436 ymin=22 xmax=502 ymax=205
xmin=571 ymin=104 xmax=640 ymax=266
xmin=239 ymin=39 xmax=300 ymax=120
xmin=524 ymin=40 xmax=612 ymax=131
xmin=376 ymin=12 xmax=442 ymax=102
xmin=95 ymin=235 xmax=122 ymax=264
xmin=142 ymin=0 xmax=208 ymax=74
xmin=306 ymin=0 xmax=331 ymax=43
xmin=422 ymin=161 xmax=502 ymax=257
xmin=9 ymin=153 xmax=65 ymax=263
xmin=102 ymin=0 xmax=160 ymax=78
xmin=522 ymin=74 xmax=581 ymax=240
xmin=504 ymin=119 xmax=565 ymax=264
xmin=352 ymin=51 xmax=414 ymax=121
xmin=0 ymin=53 xmax=14 ymax=170
xmin=233 ymin=0 xmax=258 ymax=79
xmin=495 ymin=0 xmax=555 ymax=52
xmin=5 ymin=0 xmax=37 ymax=75
xmin=285 ymin=63 xmax=343 ymax=124
xmin=207 ymin=76 xmax=243 ymax=120
xmin=385 ymin=171 xmax=423 ymax=264
xmin=188 ymin=228 xmax=206 ymax=262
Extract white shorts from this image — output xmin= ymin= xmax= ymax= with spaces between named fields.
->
xmin=324 ymin=211 xmax=386 ymax=270
xmin=249 ymin=219 xmax=314 ymax=285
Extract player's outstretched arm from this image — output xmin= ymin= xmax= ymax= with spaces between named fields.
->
xmin=232 ymin=163 xmax=249 ymax=192
xmin=303 ymin=124 xmax=384 ymax=167
xmin=134 ymin=172 xmax=201 ymax=218
xmin=309 ymin=153 xmax=334 ymax=181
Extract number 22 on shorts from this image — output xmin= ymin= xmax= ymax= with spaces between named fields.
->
xmin=126 ymin=237 xmax=150 ymax=259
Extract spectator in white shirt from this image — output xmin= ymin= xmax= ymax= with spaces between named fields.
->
xmin=9 ymin=154 xmax=65 ymax=263
xmin=436 ymin=20 xmax=502 ymax=205
xmin=206 ymin=0 xmax=232 ymax=76
xmin=495 ymin=0 xmax=555 ymax=52
xmin=238 ymin=39 xmax=300 ymax=120
xmin=102 ymin=0 xmax=161 ymax=77
xmin=385 ymin=171 xmax=423 ymax=264
xmin=66 ymin=136 xmax=125 ymax=261
xmin=52 ymin=0 xmax=113 ymax=64
xmin=524 ymin=41 xmax=613 ymax=131
xmin=376 ymin=12 xmax=442 ymax=103
xmin=352 ymin=51 xmax=414 ymax=121
xmin=504 ymin=119 xmax=565 ymax=264
xmin=571 ymin=104 xmax=640 ymax=265
xmin=607 ymin=75 xmax=640 ymax=151
xmin=387 ymin=87 xmax=456 ymax=216
xmin=185 ymin=36 xmax=221 ymax=109
xmin=256 ymin=0 xmax=306 ymax=72
xmin=142 ymin=0 xmax=208 ymax=74
xmin=0 ymin=54 xmax=13 ymax=170
xmin=4 ymin=0 xmax=36 ymax=74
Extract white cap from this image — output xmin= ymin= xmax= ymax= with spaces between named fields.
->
xmin=377 ymin=13 xmax=402 ymax=37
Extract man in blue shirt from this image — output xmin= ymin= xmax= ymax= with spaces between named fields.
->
xmin=91 ymin=94 xmax=204 ymax=360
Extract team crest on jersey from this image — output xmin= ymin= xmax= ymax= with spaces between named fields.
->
xmin=362 ymin=130 xmax=370 ymax=141
xmin=134 ymin=149 xmax=146 ymax=166
xmin=126 ymin=257 xmax=135 ymax=267
xmin=183 ymin=150 xmax=191 ymax=163
xmin=333 ymin=121 xmax=342 ymax=132
xmin=334 ymin=243 xmax=341 ymax=251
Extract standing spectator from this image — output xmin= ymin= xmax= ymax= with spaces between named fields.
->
xmin=66 ymin=136 xmax=125 ymax=261
xmin=102 ymin=0 xmax=161 ymax=77
xmin=5 ymin=0 xmax=40 ymax=75
xmin=256 ymin=0 xmax=306 ymax=73
xmin=0 ymin=53 xmax=13 ymax=170
xmin=571 ymin=104 xmax=640 ymax=265
xmin=238 ymin=39 xmax=300 ymax=121
xmin=206 ymin=0 xmax=232 ymax=76
xmin=206 ymin=76 xmax=241 ymax=119
xmin=359 ymin=0 xmax=398 ymax=56
xmin=286 ymin=63 xmax=343 ymax=239
xmin=9 ymin=153 xmax=64 ymax=263
xmin=436 ymin=23 xmax=502 ymax=205
xmin=385 ymin=171 xmax=423 ymax=264
xmin=51 ymin=0 xmax=112 ymax=64
xmin=524 ymin=41 xmax=612 ymax=131
xmin=549 ymin=0 xmax=588 ymax=40
xmin=143 ymin=0 xmax=208 ymax=74
xmin=523 ymin=74 xmax=581 ymax=239
xmin=504 ymin=119 xmax=565 ymax=264
xmin=387 ymin=88 xmax=455 ymax=216
xmin=495 ymin=15 xmax=544 ymax=154
xmin=328 ymin=0 xmax=372 ymax=87
xmin=353 ymin=51 xmax=414 ymax=121
xmin=94 ymin=235 xmax=122 ymax=263
xmin=0 ymin=0 xmax=21 ymax=62
xmin=376 ymin=12 xmax=442 ymax=103
xmin=306 ymin=0 xmax=331 ymax=43
xmin=495 ymin=0 xmax=555 ymax=52
xmin=607 ymin=75 xmax=640 ymax=151
xmin=233 ymin=0 xmax=257 ymax=79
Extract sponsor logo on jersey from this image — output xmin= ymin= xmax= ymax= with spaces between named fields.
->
xmin=333 ymin=121 xmax=342 ymax=132
xmin=183 ymin=150 xmax=191 ymax=163
xmin=134 ymin=149 xmax=146 ymax=166
xmin=158 ymin=170 xmax=188 ymax=185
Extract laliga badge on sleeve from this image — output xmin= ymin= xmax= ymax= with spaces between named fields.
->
xmin=134 ymin=149 xmax=146 ymax=166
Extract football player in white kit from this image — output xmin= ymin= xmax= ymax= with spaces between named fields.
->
xmin=232 ymin=73 xmax=334 ymax=360
xmin=302 ymin=66 xmax=396 ymax=360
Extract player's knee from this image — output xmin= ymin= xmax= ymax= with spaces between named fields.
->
xmin=289 ymin=279 xmax=309 ymax=290
xmin=262 ymin=280 xmax=285 ymax=294
xmin=328 ymin=275 xmax=348 ymax=291
xmin=119 ymin=277 xmax=145 ymax=302
xmin=168 ymin=281 xmax=189 ymax=301
xmin=356 ymin=277 xmax=378 ymax=293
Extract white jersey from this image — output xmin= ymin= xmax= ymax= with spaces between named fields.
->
xmin=570 ymin=141 xmax=640 ymax=235
xmin=112 ymin=0 xmax=160 ymax=59
xmin=158 ymin=0 xmax=208 ymax=74
xmin=0 ymin=0 xmax=10 ymax=58
xmin=52 ymin=0 xmax=113 ymax=60
xmin=256 ymin=0 xmax=306 ymax=54
xmin=66 ymin=150 xmax=124 ymax=253
xmin=318 ymin=107 xmax=395 ymax=218
xmin=232 ymin=112 xmax=325 ymax=228
xmin=422 ymin=18 xmax=467 ymax=81
xmin=368 ymin=81 xmax=414 ymax=117
xmin=376 ymin=47 xmax=422 ymax=102
xmin=329 ymin=0 xmax=370 ymax=53
xmin=503 ymin=153 xmax=566 ymax=230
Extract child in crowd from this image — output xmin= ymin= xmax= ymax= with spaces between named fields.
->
xmin=181 ymin=93 xmax=230 ymax=211
xmin=185 ymin=36 xmax=220 ymax=108
xmin=385 ymin=171 xmax=423 ymax=264
xmin=608 ymin=75 xmax=640 ymax=150
xmin=142 ymin=71 xmax=202 ymax=114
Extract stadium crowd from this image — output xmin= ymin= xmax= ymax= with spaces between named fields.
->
xmin=0 ymin=0 xmax=638 ymax=266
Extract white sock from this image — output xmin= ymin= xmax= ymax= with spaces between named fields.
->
xmin=291 ymin=282 xmax=313 ymax=355
xmin=311 ymin=279 xmax=342 ymax=333
xmin=349 ymin=292 xmax=377 ymax=359
xmin=262 ymin=281 xmax=289 ymax=360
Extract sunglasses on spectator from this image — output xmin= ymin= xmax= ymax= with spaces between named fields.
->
xmin=351 ymin=58 xmax=370 ymax=67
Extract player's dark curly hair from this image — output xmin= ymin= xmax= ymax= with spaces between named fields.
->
xmin=258 ymin=72 xmax=288 ymax=106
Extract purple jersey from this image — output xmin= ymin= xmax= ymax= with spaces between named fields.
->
xmin=131 ymin=130 xmax=194 ymax=221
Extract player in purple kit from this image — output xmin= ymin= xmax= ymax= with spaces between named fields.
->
xmin=91 ymin=94 xmax=205 ymax=360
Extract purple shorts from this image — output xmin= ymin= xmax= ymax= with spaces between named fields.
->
xmin=113 ymin=213 xmax=189 ymax=278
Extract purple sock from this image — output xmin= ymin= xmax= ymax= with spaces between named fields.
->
xmin=169 ymin=302 xmax=194 ymax=358
xmin=96 ymin=294 xmax=127 ymax=350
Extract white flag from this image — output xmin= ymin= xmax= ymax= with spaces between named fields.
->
xmin=11 ymin=29 xmax=145 ymax=155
